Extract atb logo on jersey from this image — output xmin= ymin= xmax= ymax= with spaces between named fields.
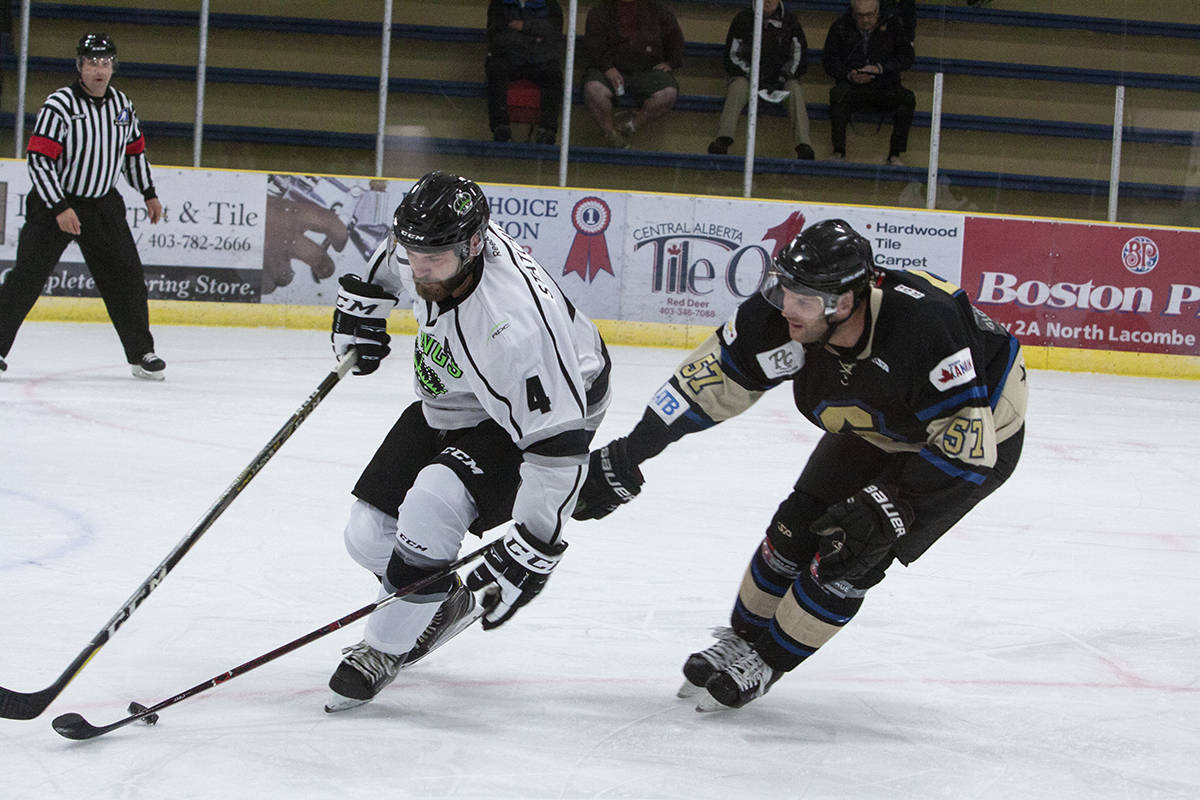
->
xmin=1121 ymin=235 xmax=1159 ymax=275
xmin=651 ymin=383 xmax=685 ymax=423
xmin=440 ymin=447 xmax=484 ymax=475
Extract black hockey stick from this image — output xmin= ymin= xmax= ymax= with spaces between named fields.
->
xmin=51 ymin=541 xmax=491 ymax=740
xmin=0 ymin=351 xmax=359 ymax=721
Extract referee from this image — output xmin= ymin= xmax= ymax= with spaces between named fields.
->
xmin=0 ymin=33 xmax=166 ymax=380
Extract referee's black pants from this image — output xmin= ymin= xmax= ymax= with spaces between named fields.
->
xmin=0 ymin=190 xmax=154 ymax=363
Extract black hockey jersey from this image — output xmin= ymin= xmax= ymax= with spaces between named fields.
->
xmin=629 ymin=268 xmax=1027 ymax=562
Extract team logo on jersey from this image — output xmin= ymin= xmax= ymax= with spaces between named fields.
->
xmin=929 ymin=347 xmax=976 ymax=391
xmin=756 ymin=343 xmax=803 ymax=379
xmin=414 ymin=333 xmax=463 ymax=396
xmin=115 ymin=108 xmax=132 ymax=126
xmin=836 ymin=360 xmax=856 ymax=386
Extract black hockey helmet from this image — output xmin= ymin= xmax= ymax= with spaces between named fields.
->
xmin=392 ymin=171 xmax=489 ymax=259
xmin=77 ymin=33 xmax=117 ymax=59
xmin=759 ymin=218 xmax=874 ymax=314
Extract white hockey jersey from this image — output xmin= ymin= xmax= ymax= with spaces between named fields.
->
xmin=363 ymin=223 xmax=611 ymax=544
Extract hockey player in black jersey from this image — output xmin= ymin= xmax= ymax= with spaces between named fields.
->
xmin=574 ymin=218 xmax=1027 ymax=711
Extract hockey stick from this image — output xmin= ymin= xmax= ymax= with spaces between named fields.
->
xmin=0 ymin=351 xmax=359 ymax=721
xmin=51 ymin=541 xmax=491 ymax=740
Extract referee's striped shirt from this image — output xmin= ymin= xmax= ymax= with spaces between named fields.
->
xmin=26 ymin=81 xmax=156 ymax=214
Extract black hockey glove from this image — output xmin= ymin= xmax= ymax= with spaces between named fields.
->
xmin=571 ymin=437 xmax=645 ymax=521
xmin=810 ymin=484 xmax=913 ymax=584
xmin=332 ymin=274 xmax=398 ymax=375
xmin=465 ymin=524 xmax=567 ymax=630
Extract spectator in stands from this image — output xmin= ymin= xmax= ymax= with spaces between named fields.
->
xmin=581 ymin=0 xmax=685 ymax=149
xmin=823 ymin=0 xmax=915 ymax=165
xmin=709 ymin=0 xmax=814 ymax=160
xmin=485 ymin=0 xmax=565 ymax=144
xmin=882 ymin=0 xmax=916 ymax=44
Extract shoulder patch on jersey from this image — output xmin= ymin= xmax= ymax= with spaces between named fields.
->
xmin=721 ymin=315 xmax=738 ymax=344
xmin=650 ymin=382 xmax=688 ymax=424
xmin=929 ymin=347 xmax=975 ymax=391
xmin=895 ymin=284 xmax=925 ymax=300
xmin=756 ymin=342 xmax=805 ymax=379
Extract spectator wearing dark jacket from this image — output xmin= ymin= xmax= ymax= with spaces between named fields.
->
xmin=581 ymin=0 xmax=685 ymax=149
xmin=708 ymin=0 xmax=814 ymax=160
xmin=485 ymin=0 xmax=565 ymax=144
xmin=822 ymin=0 xmax=915 ymax=165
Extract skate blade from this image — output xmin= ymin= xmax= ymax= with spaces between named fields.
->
xmin=676 ymin=679 xmax=705 ymax=699
xmin=694 ymin=692 xmax=735 ymax=713
xmin=324 ymin=693 xmax=371 ymax=714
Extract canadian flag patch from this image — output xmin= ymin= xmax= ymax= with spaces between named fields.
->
xmin=929 ymin=347 xmax=976 ymax=391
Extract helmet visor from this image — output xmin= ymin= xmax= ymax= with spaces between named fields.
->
xmin=759 ymin=268 xmax=842 ymax=314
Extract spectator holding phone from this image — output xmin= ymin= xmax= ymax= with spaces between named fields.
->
xmin=822 ymin=0 xmax=915 ymax=165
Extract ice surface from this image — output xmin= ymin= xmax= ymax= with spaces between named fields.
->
xmin=1 ymin=322 xmax=1197 ymax=799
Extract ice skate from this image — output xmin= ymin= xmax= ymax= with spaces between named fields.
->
xmin=402 ymin=575 xmax=479 ymax=667
xmin=131 ymin=352 xmax=166 ymax=381
xmin=677 ymin=627 xmax=753 ymax=698
xmin=695 ymin=649 xmax=781 ymax=712
xmin=324 ymin=640 xmax=406 ymax=713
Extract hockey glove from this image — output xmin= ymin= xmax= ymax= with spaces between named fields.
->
xmin=465 ymin=524 xmax=567 ymax=630
xmin=571 ymin=437 xmax=645 ymax=521
xmin=332 ymin=274 xmax=398 ymax=375
xmin=810 ymin=484 xmax=913 ymax=584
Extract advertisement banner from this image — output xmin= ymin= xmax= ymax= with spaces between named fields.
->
xmin=0 ymin=162 xmax=265 ymax=303
xmin=8 ymin=156 xmax=1195 ymax=371
xmin=962 ymin=218 xmax=1200 ymax=357
xmin=257 ymin=175 xmax=628 ymax=321
xmin=617 ymin=195 xmax=966 ymax=326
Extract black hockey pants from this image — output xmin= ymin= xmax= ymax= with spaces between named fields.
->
xmin=0 ymin=190 xmax=153 ymax=363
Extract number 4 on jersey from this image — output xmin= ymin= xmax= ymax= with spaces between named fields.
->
xmin=526 ymin=375 xmax=552 ymax=413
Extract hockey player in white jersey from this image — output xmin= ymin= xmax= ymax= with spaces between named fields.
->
xmin=325 ymin=171 xmax=611 ymax=711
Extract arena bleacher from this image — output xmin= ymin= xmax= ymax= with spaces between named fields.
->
xmin=1 ymin=0 xmax=1196 ymax=225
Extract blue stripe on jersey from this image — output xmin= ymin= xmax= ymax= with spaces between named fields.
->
xmin=989 ymin=337 xmax=1021 ymax=410
xmin=792 ymin=581 xmax=853 ymax=625
xmin=717 ymin=342 xmax=775 ymax=392
xmin=679 ymin=407 xmax=718 ymax=430
xmin=915 ymin=384 xmax=990 ymax=422
xmin=919 ymin=447 xmax=987 ymax=485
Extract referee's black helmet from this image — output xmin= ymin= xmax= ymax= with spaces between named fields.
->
xmin=77 ymin=33 xmax=117 ymax=58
